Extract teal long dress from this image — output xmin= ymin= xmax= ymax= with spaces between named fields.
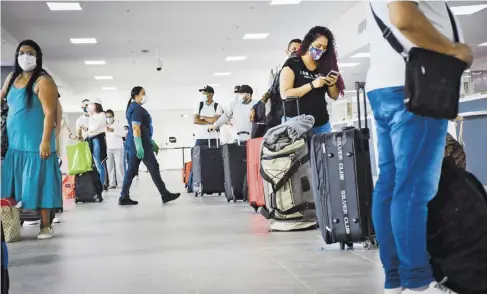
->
xmin=1 ymin=84 xmax=62 ymax=209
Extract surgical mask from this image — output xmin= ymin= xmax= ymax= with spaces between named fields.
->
xmin=309 ymin=46 xmax=325 ymax=61
xmin=233 ymin=93 xmax=239 ymax=100
xmin=201 ymin=94 xmax=208 ymax=102
xmin=140 ymin=95 xmax=148 ymax=104
xmin=17 ymin=54 xmax=37 ymax=72
xmin=107 ymin=118 xmax=114 ymax=124
xmin=238 ymin=94 xmax=246 ymax=102
xmin=289 ymin=51 xmax=298 ymax=58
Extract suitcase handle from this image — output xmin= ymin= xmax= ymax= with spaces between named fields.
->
xmin=207 ymin=129 xmax=220 ymax=148
xmin=236 ymin=131 xmax=249 ymax=146
xmin=355 ymin=82 xmax=368 ymax=130
xmin=282 ymin=96 xmax=300 ymax=122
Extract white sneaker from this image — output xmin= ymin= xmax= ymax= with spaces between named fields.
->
xmin=385 ymin=288 xmax=403 ymax=294
xmin=37 ymin=227 xmax=53 ymax=240
xmin=52 ymin=217 xmax=61 ymax=224
xmin=24 ymin=220 xmax=40 ymax=226
xmin=403 ymin=280 xmax=457 ymax=294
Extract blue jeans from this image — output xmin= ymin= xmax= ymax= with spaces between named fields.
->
xmin=188 ymin=139 xmax=219 ymax=191
xmin=92 ymin=137 xmax=105 ymax=186
xmin=367 ymin=86 xmax=447 ymax=289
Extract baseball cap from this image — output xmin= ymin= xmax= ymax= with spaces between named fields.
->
xmin=90 ymin=97 xmax=103 ymax=105
xmin=236 ymin=85 xmax=253 ymax=95
xmin=199 ymin=85 xmax=215 ymax=94
xmin=234 ymin=85 xmax=241 ymax=93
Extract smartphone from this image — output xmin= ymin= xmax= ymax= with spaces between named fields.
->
xmin=326 ymin=70 xmax=339 ymax=78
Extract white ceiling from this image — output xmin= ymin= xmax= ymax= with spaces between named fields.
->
xmin=1 ymin=1 xmax=487 ymax=111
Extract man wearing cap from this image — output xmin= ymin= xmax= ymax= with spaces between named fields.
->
xmin=209 ymin=85 xmax=256 ymax=142
xmin=72 ymin=98 xmax=91 ymax=140
xmin=188 ymin=85 xmax=223 ymax=192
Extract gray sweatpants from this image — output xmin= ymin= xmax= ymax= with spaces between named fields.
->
xmin=106 ymin=148 xmax=125 ymax=187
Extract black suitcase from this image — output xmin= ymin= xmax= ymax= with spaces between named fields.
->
xmin=310 ymin=82 xmax=376 ymax=250
xmin=192 ymin=130 xmax=225 ymax=197
xmin=222 ymin=132 xmax=249 ymax=203
xmin=75 ymin=168 xmax=103 ymax=203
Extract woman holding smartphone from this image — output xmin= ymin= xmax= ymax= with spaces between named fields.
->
xmin=280 ymin=26 xmax=345 ymax=135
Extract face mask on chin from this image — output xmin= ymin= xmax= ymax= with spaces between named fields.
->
xmin=17 ymin=54 xmax=37 ymax=72
xmin=309 ymin=46 xmax=325 ymax=61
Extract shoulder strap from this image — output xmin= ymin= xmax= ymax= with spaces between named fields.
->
xmin=214 ymin=102 xmax=218 ymax=111
xmin=445 ymin=4 xmax=459 ymax=43
xmin=198 ymin=101 xmax=204 ymax=114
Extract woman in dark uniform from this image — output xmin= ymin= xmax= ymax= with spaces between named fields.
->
xmin=118 ymin=86 xmax=180 ymax=205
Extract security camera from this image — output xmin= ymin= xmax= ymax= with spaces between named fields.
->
xmin=156 ymin=58 xmax=163 ymax=72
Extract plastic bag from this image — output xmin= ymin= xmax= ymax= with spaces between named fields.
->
xmin=66 ymin=141 xmax=93 ymax=175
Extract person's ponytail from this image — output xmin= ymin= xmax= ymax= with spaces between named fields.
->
xmin=126 ymin=86 xmax=144 ymax=115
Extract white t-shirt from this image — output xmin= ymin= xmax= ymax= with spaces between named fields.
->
xmin=366 ymin=0 xmax=463 ymax=91
xmin=106 ymin=120 xmax=126 ymax=150
xmin=214 ymin=99 xmax=257 ymax=141
xmin=75 ymin=114 xmax=90 ymax=139
xmin=193 ymin=101 xmax=223 ymax=140
xmin=88 ymin=112 xmax=107 ymax=135
xmin=447 ymin=120 xmax=457 ymax=140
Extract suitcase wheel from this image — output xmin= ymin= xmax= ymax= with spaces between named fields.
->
xmin=250 ymin=202 xmax=258 ymax=213
xmin=226 ymin=198 xmax=231 ymax=203
xmin=218 ymin=193 xmax=221 ymax=196
xmin=20 ymin=221 xmax=24 ymax=227
xmin=340 ymin=242 xmax=354 ymax=250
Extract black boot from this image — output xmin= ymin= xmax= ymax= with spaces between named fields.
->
xmin=118 ymin=196 xmax=138 ymax=206
xmin=162 ymin=191 xmax=181 ymax=204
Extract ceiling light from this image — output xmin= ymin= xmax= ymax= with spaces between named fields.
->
xmin=94 ymin=76 xmax=113 ymax=80
xmin=226 ymin=56 xmax=246 ymax=62
xmin=338 ymin=62 xmax=360 ymax=68
xmin=207 ymin=84 xmax=221 ymax=87
xmin=102 ymin=87 xmax=117 ymax=90
xmin=214 ymin=72 xmax=231 ymax=76
xmin=450 ymin=4 xmax=487 ymax=15
xmin=270 ymin=0 xmax=302 ymax=5
xmin=243 ymin=33 xmax=269 ymax=40
xmin=351 ymin=52 xmax=370 ymax=58
xmin=70 ymin=38 xmax=97 ymax=44
xmin=84 ymin=60 xmax=106 ymax=65
xmin=479 ymin=42 xmax=487 ymax=47
xmin=47 ymin=2 xmax=82 ymax=11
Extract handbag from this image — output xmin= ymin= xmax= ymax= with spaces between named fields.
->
xmin=370 ymin=3 xmax=467 ymax=119
xmin=66 ymin=141 xmax=93 ymax=175
xmin=0 ymin=199 xmax=21 ymax=243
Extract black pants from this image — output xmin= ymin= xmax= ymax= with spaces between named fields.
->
xmin=120 ymin=148 xmax=167 ymax=199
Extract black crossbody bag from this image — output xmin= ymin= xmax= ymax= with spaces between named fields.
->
xmin=370 ymin=3 xmax=467 ymax=119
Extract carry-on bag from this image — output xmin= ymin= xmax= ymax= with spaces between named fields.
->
xmin=222 ymin=132 xmax=249 ymax=203
xmin=246 ymin=137 xmax=265 ymax=212
xmin=66 ymin=141 xmax=93 ymax=175
xmin=75 ymin=168 xmax=103 ymax=203
xmin=182 ymin=161 xmax=192 ymax=184
xmin=192 ymin=130 xmax=225 ymax=197
xmin=428 ymin=157 xmax=487 ymax=294
xmin=310 ymin=82 xmax=376 ymax=249
xmin=0 ymin=199 xmax=20 ymax=243
xmin=260 ymin=97 xmax=317 ymax=231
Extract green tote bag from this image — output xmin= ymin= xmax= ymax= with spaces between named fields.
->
xmin=66 ymin=141 xmax=93 ymax=175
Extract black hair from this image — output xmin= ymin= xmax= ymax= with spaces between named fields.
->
xmin=6 ymin=40 xmax=44 ymax=108
xmin=126 ymin=86 xmax=144 ymax=113
xmin=298 ymin=26 xmax=345 ymax=95
xmin=105 ymin=109 xmax=114 ymax=116
xmin=288 ymin=39 xmax=302 ymax=49
xmin=93 ymin=103 xmax=104 ymax=113
xmin=82 ymin=99 xmax=90 ymax=103
xmin=124 ymin=125 xmax=129 ymax=130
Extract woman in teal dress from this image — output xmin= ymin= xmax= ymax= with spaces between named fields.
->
xmin=1 ymin=40 xmax=62 ymax=240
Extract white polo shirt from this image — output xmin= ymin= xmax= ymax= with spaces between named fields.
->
xmin=75 ymin=114 xmax=90 ymax=139
xmin=366 ymin=0 xmax=463 ymax=92
xmin=193 ymin=100 xmax=223 ymax=140
xmin=214 ymin=99 xmax=257 ymax=141
xmin=106 ymin=120 xmax=126 ymax=150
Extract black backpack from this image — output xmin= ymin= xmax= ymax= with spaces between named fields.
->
xmin=198 ymin=101 xmax=218 ymax=115
xmin=427 ymin=157 xmax=487 ymax=294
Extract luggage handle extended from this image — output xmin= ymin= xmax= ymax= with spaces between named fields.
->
xmin=236 ymin=131 xmax=250 ymax=146
xmin=207 ymin=129 xmax=220 ymax=148
xmin=355 ymin=81 xmax=368 ymax=130
xmin=282 ymin=96 xmax=300 ymax=122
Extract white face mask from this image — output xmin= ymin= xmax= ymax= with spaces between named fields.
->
xmin=18 ymin=54 xmax=37 ymax=72
xmin=201 ymin=94 xmax=208 ymax=102
xmin=107 ymin=118 xmax=114 ymax=124
xmin=140 ymin=95 xmax=148 ymax=105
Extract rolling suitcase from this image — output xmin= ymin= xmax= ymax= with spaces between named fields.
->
xmin=75 ymin=168 xmax=104 ymax=203
xmin=222 ymin=132 xmax=249 ymax=203
xmin=182 ymin=161 xmax=192 ymax=185
xmin=192 ymin=130 xmax=225 ymax=197
xmin=310 ymin=82 xmax=376 ymax=249
xmin=246 ymin=137 xmax=265 ymax=212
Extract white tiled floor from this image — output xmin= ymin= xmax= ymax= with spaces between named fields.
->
xmin=7 ymin=171 xmax=384 ymax=294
